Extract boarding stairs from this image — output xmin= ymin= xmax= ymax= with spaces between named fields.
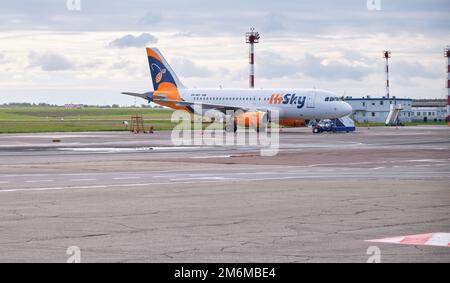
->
xmin=385 ymin=104 xmax=403 ymax=126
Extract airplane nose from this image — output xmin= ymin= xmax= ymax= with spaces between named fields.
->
xmin=342 ymin=102 xmax=352 ymax=116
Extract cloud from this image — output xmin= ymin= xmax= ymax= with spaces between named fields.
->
xmin=172 ymin=31 xmax=195 ymax=37
xmin=300 ymin=54 xmax=373 ymax=81
xmin=1 ymin=0 xmax=448 ymax=36
xmin=257 ymin=51 xmax=301 ymax=79
xmin=257 ymin=51 xmax=373 ymax=81
xmin=171 ymin=58 xmax=213 ymax=77
xmin=393 ymin=60 xmax=440 ymax=80
xmin=138 ymin=11 xmax=164 ymax=25
xmin=109 ymin=33 xmax=158 ymax=48
xmin=28 ymin=51 xmax=74 ymax=71
xmin=111 ymin=60 xmax=130 ymax=69
xmin=261 ymin=12 xmax=285 ymax=32
xmin=0 ymin=52 xmax=7 ymax=64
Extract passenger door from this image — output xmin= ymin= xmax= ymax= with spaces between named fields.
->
xmin=307 ymin=90 xmax=316 ymax=108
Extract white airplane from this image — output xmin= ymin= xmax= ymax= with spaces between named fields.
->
xmin=123 ymin=48 xmax=352 ymax=131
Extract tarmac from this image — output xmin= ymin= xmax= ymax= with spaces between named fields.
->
xmin=0 ymin=126 xmax=449 ymax=262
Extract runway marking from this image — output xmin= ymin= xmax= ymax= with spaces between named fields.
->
xmin=371 ymin=167 xmax=385 ymax=170
xmin=191 ymin=155 xmax=231 ymax=159
xmin=1 ymin=170 xmax=448 ymax=186
xmin=170 ymin=177 xmax=229 ymax=181
xmin=0 ymin=181 xmax=9 ymax=184
xmin=25 ymin=180 xmax=54 ymax=183
xmin=407 ymin=159 xmax=447 ymax=163
xmin=367 ymin=233 xmax=450 ymax=248
xmin=69 ymin=179 xmax=97 ymax=182
xmin=152 ymin=175 xmax=172 ymax=178
xmin=0 ymin=176 xmax=325 ymax=193
xmin=57 ymin=147 xmax=154 ymax=153
xmin=0 ymin=167 xmax=447 ymax=181
xmin=0 ymin=159 xmax=448 ymax=179
xmin=57 ymin=146 xmax=217 ymax=153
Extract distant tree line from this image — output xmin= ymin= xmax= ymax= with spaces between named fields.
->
xmin=1 ymin=102 xmax=60 ymax=107
xmin=0 ymin=102 xmax=164 ymax=109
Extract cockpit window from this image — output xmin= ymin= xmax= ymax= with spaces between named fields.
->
xmin=325 ymin=96 xmax=343 ymax=102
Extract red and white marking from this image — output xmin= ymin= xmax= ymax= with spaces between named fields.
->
xmin=367 ymin=233 xmax=450 ymax=247
xmin=445 ymin=47 xmax=450 ymax=121
xmin=249 ymin=43 xmax=255 ymax=88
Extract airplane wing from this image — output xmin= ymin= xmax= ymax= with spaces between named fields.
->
xmin=153 ymin=98 xmax=252 ymax=113
xmin=122 ymin=92 xmax=152 ymax=100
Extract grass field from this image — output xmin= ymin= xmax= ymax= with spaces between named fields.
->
xmin=0 ymin=107 xmax=447 ymax=133
xmin=0 ymin=107 xmax=177 ymax=133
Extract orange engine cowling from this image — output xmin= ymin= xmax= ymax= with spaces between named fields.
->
xmin=279 ymin=119 xmax=306 ymax=127
xmin=235 ymin=111 xmax=267 ymax=129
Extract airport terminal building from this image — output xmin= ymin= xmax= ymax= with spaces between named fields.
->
xmin=345 ymin=97 xmax=447 ymax=124
xmin=345 ymin=96 xmax=413 ymax=124
xmin=410 ymin=99 xmax=448 ymax=123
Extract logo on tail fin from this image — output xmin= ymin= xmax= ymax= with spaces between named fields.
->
xmin=146 ymin=48 xmax=186 ymax=91
xmin=151 ymin=64 xmax=167 ymax=84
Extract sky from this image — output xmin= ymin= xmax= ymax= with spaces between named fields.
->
xmin=0 ymin=0 xmax=449 ymax=106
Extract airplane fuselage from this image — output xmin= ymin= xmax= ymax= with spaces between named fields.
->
xmin=172 ymin=88 xmax=352 ymax=120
